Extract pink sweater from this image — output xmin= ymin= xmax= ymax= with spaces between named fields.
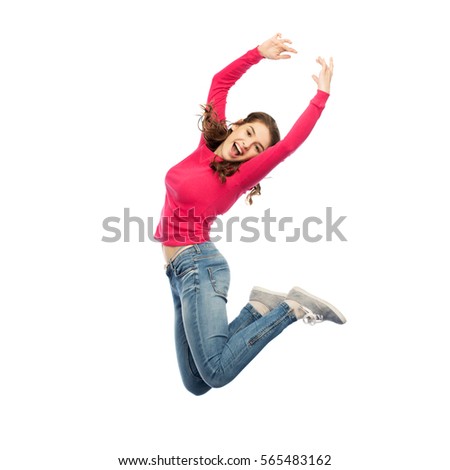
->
xmin=154 ymin=47 xmax=329 ymax=246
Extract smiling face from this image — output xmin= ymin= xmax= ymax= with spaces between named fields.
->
xmin=214 ymin=121 xmax=272 ymax=162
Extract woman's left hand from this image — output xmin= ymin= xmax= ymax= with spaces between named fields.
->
xmin=312 ymin=56 xmax=334 ymax=94
xmin=258 ymin=33 xmax=297 ymax=60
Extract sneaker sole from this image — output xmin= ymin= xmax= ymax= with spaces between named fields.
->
xmin=291 ymin=286 xmax=347 ymax=324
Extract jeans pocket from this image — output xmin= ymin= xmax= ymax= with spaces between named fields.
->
xmin=207 ymin=264 xmax=230 ymax=300
xmin=173 ymin=256 xmax=196 ymax=278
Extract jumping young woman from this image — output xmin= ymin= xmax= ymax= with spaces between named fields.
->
xmin=154 ymin=33 xmax=346 ymax=395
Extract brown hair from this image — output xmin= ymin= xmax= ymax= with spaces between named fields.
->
xmin=199 ymin=103 xmax=281 ymax=204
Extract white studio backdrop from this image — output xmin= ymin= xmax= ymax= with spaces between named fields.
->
xmin=1 ymin=1 xmax=449 ymax=469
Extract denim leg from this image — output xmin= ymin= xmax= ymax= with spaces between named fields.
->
xmin=168 ymin=271 xmax=211 ymax=396
xmin=181 ymin=245 xmax=296 ymax=389
xmin=228 ymin=304 xmax=262 ymax=335
xmin=185 ymin=293 xmax=295 ymax=388
xmin=170 ymin=285 xmax=259 ymax=393
xmin=167 ymin=242 xmax=297 ymax=391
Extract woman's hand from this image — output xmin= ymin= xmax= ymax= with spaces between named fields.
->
xmin=312 ymin=56 xmax=334 ymax=94
xmin=258 ymin=33 xmax=297 ymax=60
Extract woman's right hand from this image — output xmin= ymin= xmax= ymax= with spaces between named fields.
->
xmin=257 ymin=33 xmax=297 ymax=60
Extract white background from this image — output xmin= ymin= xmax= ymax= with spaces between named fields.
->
xmin=1 ymin=1 xmax=449 ymax=469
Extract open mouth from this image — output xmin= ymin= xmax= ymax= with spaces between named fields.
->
xmin=232 ymin=142 xmax=242 ymax=157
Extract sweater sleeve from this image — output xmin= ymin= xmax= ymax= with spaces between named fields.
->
xmin=232 ymin=90 xmax=330 ymax=190
xmin=206 ymin=47 xmax=264 ymax=121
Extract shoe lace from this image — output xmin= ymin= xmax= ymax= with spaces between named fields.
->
xmin=301 ymin=306 xmax=324 ymax=326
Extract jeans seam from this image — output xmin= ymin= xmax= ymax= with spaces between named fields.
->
xmin=247 ymin=311 xmax=291 ymax=346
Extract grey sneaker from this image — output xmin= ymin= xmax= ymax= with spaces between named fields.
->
xmin=286 ymin=286 xmax=347 ymax=325
xmin=249 ymin=286 xmax=287 ymax=311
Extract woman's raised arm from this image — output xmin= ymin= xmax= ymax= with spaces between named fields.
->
xmin=206 ymin=33 xmax=297 ymax=122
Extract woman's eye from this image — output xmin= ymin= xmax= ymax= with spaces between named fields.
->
xmin=247 ymin=130 xmax=251 ymax=136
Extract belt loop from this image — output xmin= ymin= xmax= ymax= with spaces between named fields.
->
xmin=193 ymin=244 xmax=201 ymax=254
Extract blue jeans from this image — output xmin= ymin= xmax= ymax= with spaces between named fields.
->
xmin=165 ymin=242 xmax=297 ymax=395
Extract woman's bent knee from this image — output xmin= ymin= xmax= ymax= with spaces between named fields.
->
xmin=182 ymin=377 xmax=211 ymax=396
